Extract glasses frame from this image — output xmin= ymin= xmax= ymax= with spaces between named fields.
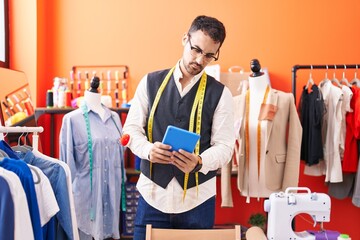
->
xmin=187 ymin=34 xmax=220 ymax=62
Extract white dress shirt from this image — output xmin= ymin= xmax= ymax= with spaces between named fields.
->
xmin=123 ymin=61 xmax=235 ymax=213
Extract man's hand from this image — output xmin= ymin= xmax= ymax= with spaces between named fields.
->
xmin=148 ymin=141 xmax=173 ymax=164
xmin=171 ymin=149 xmax=199 ymax=173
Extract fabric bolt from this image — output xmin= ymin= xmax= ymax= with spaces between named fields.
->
xmin=60 ymin=105 xmax=125 ymax=240
xmin=0 ymin=167 xmax=34 ymax=240
xmin=23 ymin=151 xmax=73 ymax=240
xmin=123 ymin=61 xmax=235 ymax=214
xmin=0 ymin=157 xmax=42 ymax=240
xmin=0 ymin=174 xmax=15 ymax=240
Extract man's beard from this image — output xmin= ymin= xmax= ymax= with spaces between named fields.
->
xmin=185 ymin=61 xmax=203 ymax=76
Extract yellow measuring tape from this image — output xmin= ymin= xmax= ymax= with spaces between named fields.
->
xmin=147 ymin=66 xmax=207 ymax=201
xmin=245 ymin=85 xmax=270 ymax=179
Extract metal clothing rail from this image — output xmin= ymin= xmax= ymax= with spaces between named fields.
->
xmin=292 ymin=64 xmax=359 ymax=102
xmin=0 ymin=126 xmax=44 ymax=134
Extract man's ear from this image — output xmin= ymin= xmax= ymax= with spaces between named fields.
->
xmin=182 ymin=33 xmax=188 ymax=46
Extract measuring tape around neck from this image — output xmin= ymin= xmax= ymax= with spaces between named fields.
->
xmin=147 ymin=67 xmax=207 ymax=201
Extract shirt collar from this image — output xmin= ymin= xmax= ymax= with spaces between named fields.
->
xmin=82 ymin=102 xmax=112 ymax=121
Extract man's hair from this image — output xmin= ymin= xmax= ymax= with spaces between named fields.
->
xmin=188 ymin=15 xmax=226 ymax=47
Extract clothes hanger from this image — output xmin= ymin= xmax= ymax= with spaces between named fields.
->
xmin=32 ymin=134 xmax=59 ymax=162
xmin=331 ymin=65 xmax=341 ymax=88
xmin=0 ymin=149 xmax=6 ymax=161
xmin=350 ymin=64 xmax=360 ymax=86
xmin=340 ymin=65 xmax=351 ymax=87
xmin=319 ymin=65 xmax=329 ymax=87
xmin=11 ymin=131 xmax=30 ymax=154
xmin=0 ymin=149 xmax=8 ymax=158
xmin=305 ymin=65 xmax=314 ymax=90
xmin=20 ymin=131 xmax=33 ymax=150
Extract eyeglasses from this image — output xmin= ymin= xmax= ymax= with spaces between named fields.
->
xmin=187 ymin=35 xmax=219 ymax=62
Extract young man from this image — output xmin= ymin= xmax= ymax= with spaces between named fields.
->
xmin=123 ymin=15 xmax=235 ymax=240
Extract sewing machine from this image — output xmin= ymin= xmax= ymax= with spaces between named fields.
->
xmin=264 ymin=187 xmax=331 ymax=239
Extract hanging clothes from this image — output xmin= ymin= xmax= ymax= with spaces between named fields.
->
xmin=23 ymin=150 xmax=74 ymax=240
xmin=0 ymin=149 xmax=43 ymax=240
xmin=0 ymin=174 xmax=15 ymax=240
xmin=318 ymin=80 xmax=344 ymax=183
xmin=32 ymin=134 xmax=79 ymax=240
xmin=339 ymin=85 xmax=353 ymax=159
xmin=342 ymin=86 xmax=360 ymax=172
xmin=60 ymin=104 xmax=125 ymax=240
xmin=298 ymin=84 xmax=325 ymax=166
xmin=221 ymin=87 xmax=302 ymax=205
xmin=0 ymin=167 xmax=34 ymax=240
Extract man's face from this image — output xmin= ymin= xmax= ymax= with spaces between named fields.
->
xmin=181 ymin=30 xmax=220 ymax=76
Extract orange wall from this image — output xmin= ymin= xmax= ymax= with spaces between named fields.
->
xmin=9 ymin=0 xmax=360 ymax=238
xmin=8 ymin=0 xmax=37 ymax=100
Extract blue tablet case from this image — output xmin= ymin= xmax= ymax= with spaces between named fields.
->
xmin=162 ymin=125 xmax=200 ymax=152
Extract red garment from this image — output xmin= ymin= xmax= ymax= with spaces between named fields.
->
xmin=342 ymin=86 xmax=360 ymax=172
xmin=354 ymin=86 xmax=360 ymax=139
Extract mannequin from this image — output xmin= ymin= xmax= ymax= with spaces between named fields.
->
xmin=60 ymin=74 xmax=125 ymax=240
xmin=221 ymin=58 xmax=302 ymax=206
xmin=84 ymin=76 xmax=105 ymax=121
xmin=245 ymin=59 xmax=273 ymax=200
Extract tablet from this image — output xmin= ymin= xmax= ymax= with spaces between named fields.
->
xmin=162 ymin=125 xmax=200 ymax=152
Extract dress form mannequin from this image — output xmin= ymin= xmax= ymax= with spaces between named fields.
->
xmin=84 ymin=76 xmax=106 ymax=121
xmin=245 ymin=59 xmax=273 ymax=200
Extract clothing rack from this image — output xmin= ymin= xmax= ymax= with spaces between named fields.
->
xmin=0 ymin=126 xmax=44 ymax=133
xmin=292 ymin=64 xmax=360 ymax=102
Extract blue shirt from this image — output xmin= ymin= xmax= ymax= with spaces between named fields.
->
xmin=23 ymin=151 xmax=74 ymax=240
xmin=60 ymin=105 xmax=125 ymax=240
xmin=0 ymin=140 xmax=21 ymax=159
xmin=0 ymin=175 xmax=15 ymax=240
xmin=0 ymin=157 xmax=43 ymax=240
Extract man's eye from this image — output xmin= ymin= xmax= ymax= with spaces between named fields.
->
xmin=205 ymin=54 xmax=215 ymax=59
xmin=194 ymin=48 xmax=202 ymax=54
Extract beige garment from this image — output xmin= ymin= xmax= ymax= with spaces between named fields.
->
xmin=221 ymin=88 xmax=302 ymax=206
xmin=319 ymin=80 xmax=344 ymax=183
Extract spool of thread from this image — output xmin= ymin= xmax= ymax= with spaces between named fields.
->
xmin=65 ymin=90 xmax=72 ymax=107
xmin=338 ymin=234 xmax=351 ymax=240
xmin=24 ymin=100 xmax=34 ymax=115
xmin=58 ymin=90 xmax=65 ymax=108
xmin=46 ymin=90 xmax=54 ymax=108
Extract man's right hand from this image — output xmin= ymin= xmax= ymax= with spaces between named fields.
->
xmin=148 ymin=141 xmax=173 ymax=164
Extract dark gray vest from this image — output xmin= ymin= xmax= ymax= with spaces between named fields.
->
xmin=140 ymin=68 xmax=224 ymax=189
